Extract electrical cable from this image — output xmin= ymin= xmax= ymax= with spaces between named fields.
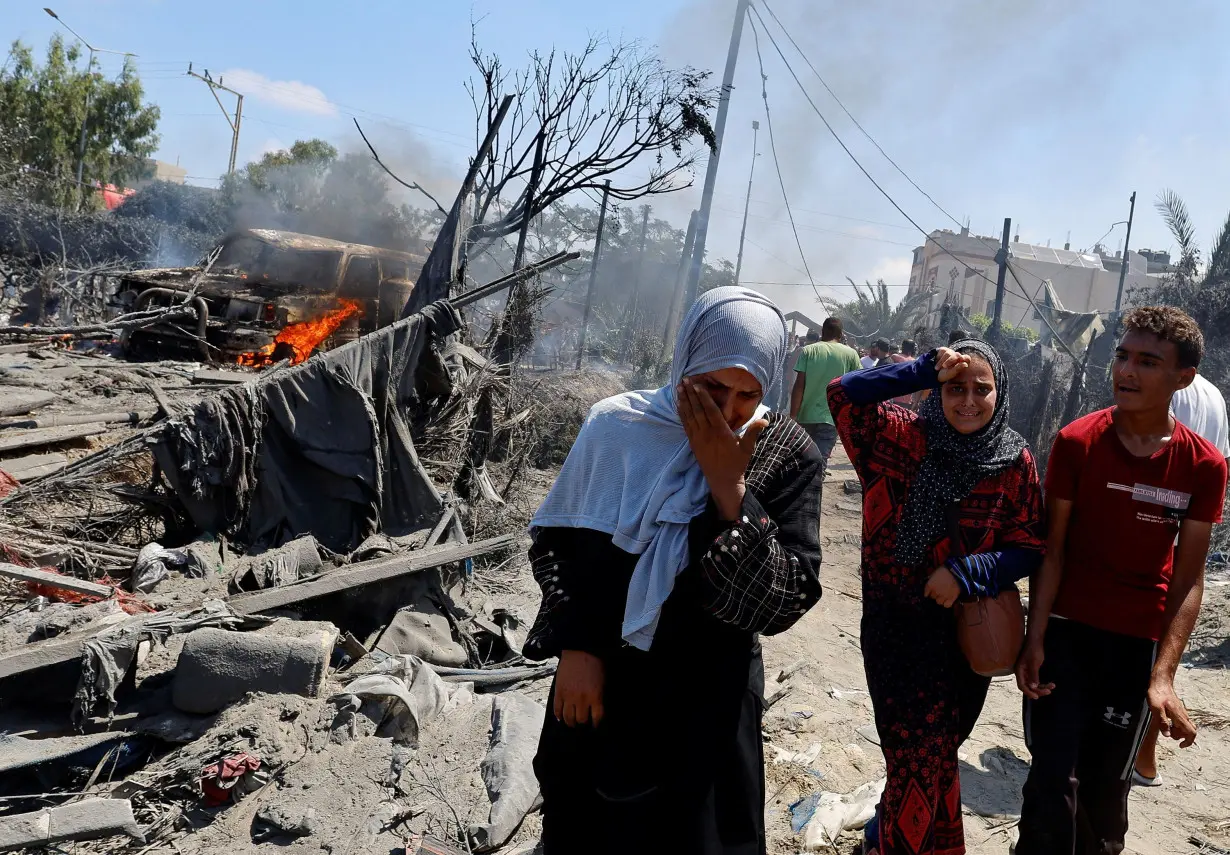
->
xmin=748 ymin=3 xmax=1081 ymax=360
xmin=758 ymin=0 xmax=964 ymax=231
xmin=746 ymin=13 xmax=824 ymax=303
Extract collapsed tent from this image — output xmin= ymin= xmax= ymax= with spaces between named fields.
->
xmin=153 ymin=300 xmax=461 ymax=553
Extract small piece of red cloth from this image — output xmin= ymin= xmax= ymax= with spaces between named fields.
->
xmin=25 ymin=568 xmax=154 ymax=615
xmin=201 ymin=753 xmax=263 ymax=807
xmin=0 ymin=469 xmax=18 ymax=500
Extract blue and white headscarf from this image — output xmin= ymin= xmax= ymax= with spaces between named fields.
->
xmin=531 ymin=286 xmax=788 ymax=649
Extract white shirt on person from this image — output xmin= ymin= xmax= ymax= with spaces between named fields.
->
xmin=1171 ymin=373 xmax=1230 ymax=457
xmin=860 ymin=356 xmax=875 ymax=369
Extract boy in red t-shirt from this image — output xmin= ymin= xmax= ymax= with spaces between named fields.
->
xmin=1015 ymin=307 xmax=1228 ymax=854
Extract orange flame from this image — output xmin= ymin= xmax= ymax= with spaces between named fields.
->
xmin=237 ymin=299 xmax=363 ymax=368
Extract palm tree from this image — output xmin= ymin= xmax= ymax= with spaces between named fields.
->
xmin=1154 ymin=189 xmax=1230 ymax=288
xmin=822 ymin=278 xmax=934 ymax=344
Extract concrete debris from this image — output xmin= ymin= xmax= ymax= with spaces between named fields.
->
xmin=75 ymin=599 xmax=268 ymax=723
xmin=0 ymin=798 xmax=144 ymax=852
xmin=172 ymin=626 xmax=335 ymax=714
xmin=0 ymin=730 xmax=135 ymax=773
xmin=0 ymin=281 xmax=561 ymax=855
xmin=0 ymin=386 xmax=56 ymax=417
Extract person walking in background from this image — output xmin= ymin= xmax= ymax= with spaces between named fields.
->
xmin=1016 ymin=307 xmax=1228 ymax=854
xmin=1131 ymin=367 xmax=1230 ymax=787
xmin=527 ymin=287 xmax=823 ymax=855
xmin=777 ymin=330 xmax=815 ymax=412
xmin=790 ymin=317 xmax=861 ymax=475
xmin=828 ymin=340 xmax=1045 ymax=855
xmin=890 ymin=339 xmax=917 ymax=408
xmin=860 ymin=339 xmax=890 ymax=369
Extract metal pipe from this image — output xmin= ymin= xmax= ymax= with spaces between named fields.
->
xmin=130 ymin=288 xmax=210 ymax=361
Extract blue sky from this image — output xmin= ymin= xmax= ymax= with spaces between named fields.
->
xmin=7 ymin=0 xmax=1230 ymax=317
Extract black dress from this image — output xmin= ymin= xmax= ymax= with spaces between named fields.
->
xmin=525 ymin=414 xmax=825 ymax=855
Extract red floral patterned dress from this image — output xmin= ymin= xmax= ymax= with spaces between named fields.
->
xmin=828 ymin=377 xmax=1044 ymax=855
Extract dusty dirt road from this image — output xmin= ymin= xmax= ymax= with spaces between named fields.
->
xmin=759 ymin=445 xmax=1230 ymax=854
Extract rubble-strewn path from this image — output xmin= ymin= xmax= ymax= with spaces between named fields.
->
xmin=759 ymin=444 xmax=1230 ymax=854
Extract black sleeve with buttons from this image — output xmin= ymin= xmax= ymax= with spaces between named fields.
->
xmin=524 ymin=413 xmax=824 ymax=661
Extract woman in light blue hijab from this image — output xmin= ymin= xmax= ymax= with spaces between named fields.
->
xmin=525 ymin=286 xmax=824 ymax=855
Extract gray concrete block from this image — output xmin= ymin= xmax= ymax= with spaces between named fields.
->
xmin=171 ymin=627 xmax=334 ymax=715
xmin=0 ymin=798 xmax=143 ymax=851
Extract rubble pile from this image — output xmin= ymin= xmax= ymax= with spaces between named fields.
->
xmin=0 ymin=277 xmax=579 ymax=854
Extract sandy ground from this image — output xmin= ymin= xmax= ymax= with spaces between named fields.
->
xmin=759 ymin=444 xmax=1230 ymax=854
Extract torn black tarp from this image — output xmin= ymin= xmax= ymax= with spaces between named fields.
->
xmin=153 ymin=301 xmax=461 ymax=553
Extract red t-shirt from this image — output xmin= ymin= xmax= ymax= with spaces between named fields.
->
xmin=1046 ymin=407 xmax=1228 ymax=640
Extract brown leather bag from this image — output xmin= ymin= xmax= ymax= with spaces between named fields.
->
xmin=945 ymin=505 xmax=1026 ymax=678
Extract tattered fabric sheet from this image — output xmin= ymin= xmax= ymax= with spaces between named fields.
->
xmin=154 ymin=301 xmax=460 ymax=553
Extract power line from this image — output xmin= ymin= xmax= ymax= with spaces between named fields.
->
xmin=710 ymin=206 xmax=916 ymax=246
xmin=747 ymin=13 xmax=824 ymax=303
xmin=711 ymin=190 xmax=919 ymax=231
xmin=747 ymin=4 xmax=1080 ymax=361
xmin=757 ymin=0 xmax=964 ymax=231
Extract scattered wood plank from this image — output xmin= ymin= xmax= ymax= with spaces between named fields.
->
xmin=228 ymin=533 xmax=518 ymax=615
xmin=0 ymin=410 xmax=153 ymax=430
xmin=146 ymin=382 xmax=178 ymax=418
xmin=0 ymin=342 xmax=50 ymax=355
xmin=0 ymin=453 xmax=68 ymax=481
xmin=0 ymin=564 xmax=114 ymax=598
xmin=0 ymin=797 xmax=144 ymax=850
xmin=0 ymin=536 xmax=519 ymax=684
xmin=0 ymin=424 xmax=106 ymax=454
xmin=0 ymin=388 xmax=57 ymax=418
xmin=191 ymin=368 xmax=252 ymax=385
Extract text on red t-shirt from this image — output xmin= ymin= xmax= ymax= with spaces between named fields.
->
xmin=1045 ymin=407 xmax=1228 ymax=640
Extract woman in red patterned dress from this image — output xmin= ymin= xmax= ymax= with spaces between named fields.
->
xmin=827 ymin=341 xmax=1045 ymax=855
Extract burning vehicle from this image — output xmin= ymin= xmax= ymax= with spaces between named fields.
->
xmin=115 ymin=229 xmax=426 ymax=365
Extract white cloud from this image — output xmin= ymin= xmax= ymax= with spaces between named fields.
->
xmin=217 ymin=68 xmax=337 ymax=117
xmin=257 ymin=137 xmax=288 ymax=157
xmin=871 ymin=256 xmax=913 ymax=285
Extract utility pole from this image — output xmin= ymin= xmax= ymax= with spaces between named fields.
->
xmin=187 ymin=64 xmax=245 ymax=174
xmin=733 ymin=119 xmax=760 ymax=286
xmin=1113 ymin=191 xmax=1137 ymax=314
xmin=684 ymin=0 xmax=751 ymax=304
xmin=44 ymin=8 xmax=137 ymax=209
xmin=663 ymin=210 xmax=700 ymax=361
xmin=620 ymin=206 xmax=652 ymax=360
xmin=989 ymin=217 xmax=1012 ymax=344
xmin=576 ymin=180 xmax=612 ymax=370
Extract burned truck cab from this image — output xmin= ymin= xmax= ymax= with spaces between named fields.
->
xmin=118 ymin=229 xmax=425 ymax=364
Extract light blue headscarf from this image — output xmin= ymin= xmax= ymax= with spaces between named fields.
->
xmin=530 ymin=286 xmax=788 ymax=649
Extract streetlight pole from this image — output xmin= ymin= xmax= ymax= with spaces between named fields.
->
xmin=1113 ymin=191 xmax=1137 ymax=314
xmin=733 ymin=119 xmax=759 ymax=286
xmin=44 ymin=8 xmax=137 ymax=208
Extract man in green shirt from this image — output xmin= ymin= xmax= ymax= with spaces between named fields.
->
xmin=790 ymin=317 xmax=862 ymax=472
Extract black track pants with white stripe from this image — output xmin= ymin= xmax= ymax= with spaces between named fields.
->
xmin=1017 ymin=618 xmax=1157 ymax=855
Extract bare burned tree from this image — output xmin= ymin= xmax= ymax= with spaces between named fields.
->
xmin=464 ymin=31 xmax=717 ymax=248
xmin=383 ymin=30 xmax=717 ymax=318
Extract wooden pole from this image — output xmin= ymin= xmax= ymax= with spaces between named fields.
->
xmin=661 ymin=210 xmax=700 ymax=362
xmin=620 ymin=206 xmax=652 ymax=361
xmin=989 ymin=217 xmax=1011 ymax=345
xmin=576 ymin=181 xmax=612 ymax=370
